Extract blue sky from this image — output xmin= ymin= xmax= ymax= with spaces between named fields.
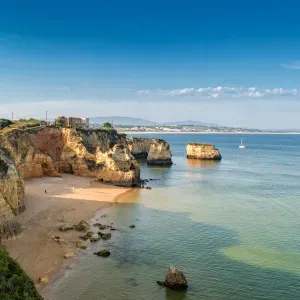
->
xmin=1 ymin=0 xmax=300 ymax=128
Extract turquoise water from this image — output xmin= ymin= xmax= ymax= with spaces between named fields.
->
xmin=43 ymin=134 xmax=300 ymax=300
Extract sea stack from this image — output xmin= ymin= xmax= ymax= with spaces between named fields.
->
xmin=147 ymin=139 xmax=173 ymax=166
xmin=186 ymin=143 xmax=222 ymax=160
xmin=157 ymin=267 xmax=188 ymax=290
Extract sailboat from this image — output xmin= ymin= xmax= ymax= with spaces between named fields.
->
xmin=239 ymin=139 xmax=246 ymax=149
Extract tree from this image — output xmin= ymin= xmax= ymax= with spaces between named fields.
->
xmin=103 ymin=122 xmax=113 ymax=129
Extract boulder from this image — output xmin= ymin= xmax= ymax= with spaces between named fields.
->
xmin=186 ymin=143 xmax=221 ymax=160
xmin=90 ymin=234 xmax=101 ymax=242
xmin=75 ymin=220 xmax=90 ymax=231
xmin=79 ymin=231 xmax=93 ymax=240
xmin=64 ymin=251 xmax=76 ymax=259
xmin=38 ymin=276 xmax=50 ymax=284
xmin=98 ymin=232 xmax=111 ymax=240
xmin=94 ymin=249 xmax=111 ymax=257
xmin=157 ymin=267 xmax=188 ymax=290
xmin=76 ymin=241 xmax=87 ymax=249
xmin=59 ymin=224 xmax=74 ymax=232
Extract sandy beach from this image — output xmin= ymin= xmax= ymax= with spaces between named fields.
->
xmin=3 ymin=174 xmax=134 ymax=289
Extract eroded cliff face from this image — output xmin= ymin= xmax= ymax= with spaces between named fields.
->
xmin=0 ymin=127 xmax=138 ymax=186
xmin=98 ymin=144 xmax=140 ymax=186
xmin=127 ymin=137 xmax=173 ymax=166
xmin=0 ymin=150 xmax=24 ymax=241
xmin=127 ymin=138 xmax=153 ymax=158
xmin=186 ymin=143 xmax=222 ymax=160
xmin=147 ymin=139 xmax=173 ymax=165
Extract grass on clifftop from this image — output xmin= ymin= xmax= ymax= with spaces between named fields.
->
xmin=0 ymin=246 xmax=42 ymax=300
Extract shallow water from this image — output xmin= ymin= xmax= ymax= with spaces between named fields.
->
xmin=43 ymin=134 xmax=300 ymax=300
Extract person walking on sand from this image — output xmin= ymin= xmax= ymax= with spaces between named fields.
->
xmin=45 ymin=190 xmax=47 ymax=194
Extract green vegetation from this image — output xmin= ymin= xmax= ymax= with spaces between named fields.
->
xmin=0 ymin=119 xmax=12 ymax=130
xmin=0 ymin=246 xmax=42 ymax=300
xmin=18 ymin=118 xmax=39 ymax=123
xmin=102 ymin=122 xmax=113 ymax=129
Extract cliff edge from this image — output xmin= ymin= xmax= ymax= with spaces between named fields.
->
xmin=0 ymin=149 xmax=24 ymax=242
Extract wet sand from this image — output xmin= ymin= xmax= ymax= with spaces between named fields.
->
xmin=4 ymin=174 xmax=135 ymax=288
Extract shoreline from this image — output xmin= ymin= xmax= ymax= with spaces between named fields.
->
xmin=3 ymin=174 xmax=133 ymax=291
xmin=121 ymin=131 xmax=300 ymax=135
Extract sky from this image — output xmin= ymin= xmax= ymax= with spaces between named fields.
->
xmin=1 ymin=0 xmax=300 ymax=129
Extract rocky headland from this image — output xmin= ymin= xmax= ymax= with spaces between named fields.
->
xmin=0 ymin=126 xmax=140 ymax=187
xmin=186 ymin=143 xmax=222 ymax=160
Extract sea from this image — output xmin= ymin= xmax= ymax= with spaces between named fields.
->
xmin=43 ymin=133 xmax=300 ymax=300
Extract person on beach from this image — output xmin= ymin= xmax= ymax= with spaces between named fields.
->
xmin=45 ymin=190 xmax=47 ymax=194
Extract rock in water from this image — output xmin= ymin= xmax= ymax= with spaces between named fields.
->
xmin=98 ymin=232 xmax=111 ymax=240
xmin=157 ymin=267 xmax=188 ymax=290
xmin=94 ymin=249 xmax=111 ymax=257
xmin=186 ymin=143 xmax=222 ymax=160
xmin=76 ymin=241 xmax=87 ymax=249
xmin=147 ymin=139 xmax=173 ymax=166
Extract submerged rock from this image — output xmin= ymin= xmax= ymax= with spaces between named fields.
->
xmin=90 ymin=234 xmax=101 ymax=242
xmin=94 ymin=249 xmax=111 ymax=257
xmin=76 ymin=240 xmax=87 ymax=249
xmin=157 ymin=267 xmax=188 ymax=290
xmin=58 ymin=224 xmax=74 ymax=232
xmin=98 ymin=232 xmax=112 ymax=240
xmin=79 ymin=231 xmax=93 ymax=240
xmin=75 ymin=220 xmax=90 ymax=231
xmin=186 ymin=143 xmax=222 ymax=160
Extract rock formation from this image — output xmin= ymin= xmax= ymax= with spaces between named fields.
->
xmin=0 ymin=126 xmax=139 ymax=186
xmin=127 ymin=137 xmax=153 ymax=158
xmin=98 ymin=144 xmax=140 ymax=186
xmin=127 ymin=137 xmax=173 ymax=166
xmin=147 ymin=139 xmax=173 ymax=165
xmin=0 ymin=149 xmax=24 ymax=241
xmin=186 ymin=143 xmax=222 ymax=160
xmin=157 ymin=266 xmax=188 ymax=290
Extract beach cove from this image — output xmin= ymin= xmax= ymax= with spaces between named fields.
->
xmin=3 ymin=174 xmax=135 ymax=289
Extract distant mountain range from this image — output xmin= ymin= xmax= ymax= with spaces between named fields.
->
xmin=89 ymin=116 xmax=220 ymax=127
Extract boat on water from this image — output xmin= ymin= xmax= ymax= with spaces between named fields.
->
xmin=239 ymin=139 xmax=246 ymax=149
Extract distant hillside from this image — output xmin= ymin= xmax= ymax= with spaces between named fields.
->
xmin=89 ymin=117 xmax=220 ymax=127
xmin=89 ymin=117 xmax=157 ymax=126
xmin=162 ymin=120 xmax=220 ymax=127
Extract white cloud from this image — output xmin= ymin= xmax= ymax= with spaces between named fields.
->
xmin=137 ymin=86 xmax=299 ymax=99
xmin=281 ymin=62 xmax=300 ymax=70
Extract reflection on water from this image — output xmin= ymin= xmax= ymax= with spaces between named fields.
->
xmin=186 ymin=158 xmax=221 ymax=169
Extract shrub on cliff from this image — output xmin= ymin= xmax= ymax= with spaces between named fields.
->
xmin=0 ymin=119 xmax=12 ymax=130
xmin=0 ymin=246 xmax=42 ymax=300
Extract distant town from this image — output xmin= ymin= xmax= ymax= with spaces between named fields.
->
xmin=0 ymin=115 xmax=297 ymax=134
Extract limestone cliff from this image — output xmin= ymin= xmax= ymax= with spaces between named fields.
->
xmin=127 ymin=137 xmax=153 ymax=158
xmin=186 ymin=143 xmax=222 ymax=160
xmin=127 ymin=137 xmax=173 ymax=166
xmin=147 ymin=139 xmax=173 ymax=166
xmin=0 ymin=127 xmax=139 ymax=186
xmin=0 ymin=149 xmax=24 ymax=241
xmin=98 ymin=144 xmax=140 ymax=186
